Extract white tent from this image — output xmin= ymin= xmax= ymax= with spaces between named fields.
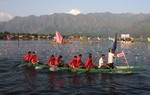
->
xmin=121 ymin=34 xmax=130 ymax=38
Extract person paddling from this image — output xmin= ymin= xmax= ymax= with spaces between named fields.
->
xmin=30 ymin=52 xmax=39 ymax=64
xmin=77 ymin=54 xmax=85 ymax=68
xmin=85 ymin=53 xmax=97 ymax=70
xmin=98 ymin=54 xmax=110 ymax=69
xmin=47 ymin=55 xmax=57 ymax=67
xmin=108 ymin=48 xmax=115 ymax=69
xmin=56 ymin=55 xmax=64 ymax=67
xmin=24 ymin=51 xmax=31 ymax=62
xmin=85 ymin=54 xmax=92 ymax=70
xmin=70 ymin=56 xmax=78 ymax=68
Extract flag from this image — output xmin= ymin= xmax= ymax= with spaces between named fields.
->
xmin=56 ymin=31 xmax=63 ymax=44
xmin=112 ymin=33 xmax=117 ymax=53
xmin=148 ymin=37 xmax=150 ymax=42
xmin=117 ymin=52 xmax=125 ymax=58
xmin=80 ymin=36 xmax=83 ymax=40
xmin=7 ymin=35 xmax=11 ymax=40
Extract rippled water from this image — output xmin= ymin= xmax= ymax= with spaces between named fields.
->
xmin=0 ymin=40 xmax=150 ymax=95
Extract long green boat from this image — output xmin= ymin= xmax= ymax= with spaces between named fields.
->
xmin=19 ymin=62 xmax=144 ymax=73
xmin=19 ymin=62 xmax=69 ymax=71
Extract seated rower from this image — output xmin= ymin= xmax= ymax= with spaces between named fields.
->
xmin=24 ymin=51 xmax=31 ymax=62
xmin=30 ymin=52 xmax=39 ymax=64
xmin=85 ymin=54 xmax=97 ymax=70
xmin=70 ymin=56 xmax=78 ymax=68
xmin=56 ymin=55 xmax=64 ymax=67
xmin=77 ymin=54 xmax=85 ymax=68
xmin=98 ymin=54 xmax=110 ymax=69
xmin=47 ymin=55 xmax=57 ymax=67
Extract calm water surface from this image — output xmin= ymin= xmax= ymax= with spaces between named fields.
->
xmin=0 ymin=40 xmax=150 ymax=95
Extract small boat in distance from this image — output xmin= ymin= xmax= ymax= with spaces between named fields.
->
xmin=51 ymin=31 xmax=72 ymax=44
xmin=118 ymin=34 xmax=137 ymax=44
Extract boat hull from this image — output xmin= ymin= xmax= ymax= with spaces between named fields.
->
xmin=19 ymin=62 xmax=143 ymax=73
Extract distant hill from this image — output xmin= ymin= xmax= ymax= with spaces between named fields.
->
xmin=0 ymin=13 xmax=150 ymax=37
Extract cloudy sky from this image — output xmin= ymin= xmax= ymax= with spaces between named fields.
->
xmin=0 ymin=0 xmax=150 ymax=17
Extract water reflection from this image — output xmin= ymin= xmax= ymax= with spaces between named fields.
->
xmin=23 ymin=67 xmax=37 ymax=91
xmin=47 ymin=73 xmax=65 ymax=91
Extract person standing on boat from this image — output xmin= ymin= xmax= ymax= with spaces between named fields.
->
xmin=56 ymin=55 xmax=64 ymax=67
xmin=24 ymin=51 xmax=31 ymax=62
xmin=47 ymin=55 xmax=57 ymax=67
xmin=30 ymin=52 xmax=39 ymax=64
xmin=108 ymin=49 xmax=115 ymax=69
xmin=77 ymin=54 xmax=85 ymax=68
xmin=98 ymin=54 xmax=110 ymax=69
xmin=70 ymin=56 xmax=78 ymax=68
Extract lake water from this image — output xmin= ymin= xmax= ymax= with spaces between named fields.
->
xmin=0 ymin=40 xmax=150 ymax=95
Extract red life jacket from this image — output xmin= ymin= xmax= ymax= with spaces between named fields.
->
xmin=85 ymin=58 xmax=92 ymax=69
xmin=47 ymin=58 xmax=56 ymax=66
xmin=70 ymin=59 xmax=78 ymax=68
xmin=30 ymin=55 xmax=38 ymax=64
xmin=55 ymin=56 xmax=60 ymax=62
xmin=77 ymin=57 xmax=82 ymax=64
xmin=24 ymin=54 xmax=31 ymax=61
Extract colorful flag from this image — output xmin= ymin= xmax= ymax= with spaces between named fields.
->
xmin=56 ymin=31 xmax=63 ymax=44
xmin=148 ymin=37 xmax=150 ymax=42
xmin=7 ymin=35 xmax=11 ymax=40
xmin=80 ymin=36 xmax=83 ymax=40
xmin=112 ymin=33 xmax=117 ymax=53
xmin=117 ymin=52 xmax=125 ymax=58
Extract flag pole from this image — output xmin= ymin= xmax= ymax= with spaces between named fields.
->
xmin=112 ymin=33 xmax=117 ymax=69
xmin=122 ymin=51 xmax=129 ymax=67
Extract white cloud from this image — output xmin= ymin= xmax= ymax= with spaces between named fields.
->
xmin=0 ymin=12 xmax=13 ymax=22
xmin=66 ymin=9 xmax=81 ymax=15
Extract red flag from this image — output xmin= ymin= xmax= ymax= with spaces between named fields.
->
xmin=117 ymin=52 xmax=124 ymax=58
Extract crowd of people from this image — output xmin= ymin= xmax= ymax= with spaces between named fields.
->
xmin=23 ymin=48 xmax=115 ymax=69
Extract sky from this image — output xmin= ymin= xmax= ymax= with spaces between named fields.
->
xmin=0 ymin=0 xmax=150 ymax=17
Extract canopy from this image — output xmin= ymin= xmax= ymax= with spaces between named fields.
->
xmin=121 ymin=34 xmax=130 ymax=38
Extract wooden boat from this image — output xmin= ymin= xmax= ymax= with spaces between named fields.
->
xmin=69 ymin=66 xmax=143 ymax=73
xmin=82 ymin=41 xmax=98 ymax=44
xmin=19 ymin=62 xmax=69 ymax=71
xmin=19 ymin=62 xmax=143 ymax=73
xmin=119 ymin=41 xmax=141 ymax=44
xmin=51 ymin=41 xmax=72 ymax=45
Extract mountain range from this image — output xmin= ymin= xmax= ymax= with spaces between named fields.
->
xmin=0 ymin=12 xmax=150 ymax=37
xmin=0 ymin=12 xmax=13 ymax=22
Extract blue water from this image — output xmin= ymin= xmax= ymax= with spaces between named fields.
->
xmin=0 ymin=40 xmax=150 ymax=95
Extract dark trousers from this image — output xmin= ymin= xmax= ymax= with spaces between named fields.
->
xmin=108 ymin=63 xmax=114 ymax=69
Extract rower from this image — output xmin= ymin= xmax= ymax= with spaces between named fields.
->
xmin=85 ymin=54 xmax=92 ymax=70
xmin=70 ymin=56 xmax=78 ymax=68
xmin=56 ymin=55 xmax=64 ymax=67
xmin=30 ymin=52 xmax=39 ymax=64
xmin=98 ymin=54 xmax=110 ymax=69
xmin=47 ymin=55 xmax=57 ymax=67
xmin=77 ymin=54 xmax=85 ymax=68
xmin=23 ymin=51 xmax=31 ymax=62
